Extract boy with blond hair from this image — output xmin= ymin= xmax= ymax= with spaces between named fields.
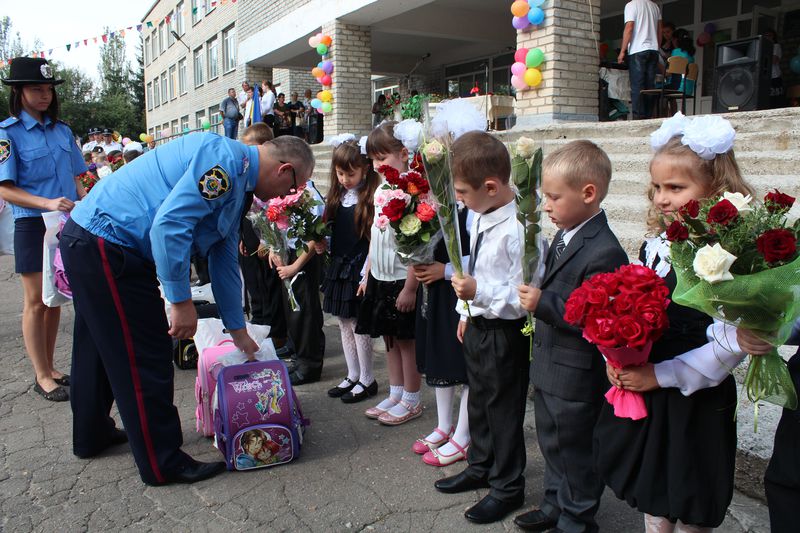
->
xmin=438 ymin=131 xmax=529 ymax=524
xmin=515 ymin=140 xmax=628 ymax=533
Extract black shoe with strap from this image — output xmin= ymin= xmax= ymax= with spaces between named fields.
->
xmin=327 ymin=377 xmax=357 ymax=398
xmin=340 ymin=380 xmax=378 ymax=403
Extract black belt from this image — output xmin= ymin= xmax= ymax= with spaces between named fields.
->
xmin=470 ymin=315 xmax=526 ymax=330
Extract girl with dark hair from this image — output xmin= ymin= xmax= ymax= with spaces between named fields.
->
xmin=0 ymin=57 xmax=87 ymax=401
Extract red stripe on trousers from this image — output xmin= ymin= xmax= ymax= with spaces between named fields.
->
xmin=97 ymin=238 xmax=165 ymax=483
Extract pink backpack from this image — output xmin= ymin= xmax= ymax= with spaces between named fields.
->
xmin=195 ymin=341 xmax=236 ymax=437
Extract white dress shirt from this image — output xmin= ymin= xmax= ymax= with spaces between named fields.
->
xmin=560 ymin=209 xmax=603 ymax=247
xmin=369 ymin=178 xmax=408 ymax=282
xmin=624 ymin=0 xmax=661 ymax=55
xmin=456 ymin=199 xmax=525 ymax=320
xmin=261 ymin=90 xmax=276 ymax=116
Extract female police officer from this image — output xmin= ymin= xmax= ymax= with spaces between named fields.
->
xmin=0 ymin=57 xmax=87 ymax=401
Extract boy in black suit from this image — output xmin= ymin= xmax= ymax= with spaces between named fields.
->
xmin=438 ymin=131 xmax=530 ymax=524
xmin=516 ymin=140 xmax=628 ymax=533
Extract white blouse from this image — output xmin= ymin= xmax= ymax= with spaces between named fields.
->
xmin=369 ymin=179 xmax=407 ymax=282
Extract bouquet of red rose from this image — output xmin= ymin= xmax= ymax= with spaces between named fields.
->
xmin=564 ymin=264 xmax=671 ymax=420
xmin=374 ymin=164 xmax=442 ymax=265
xmin=666 ymin=191 xmax=800 ymax=419
xmin=78 ymin=170 xmax=99 ymax=193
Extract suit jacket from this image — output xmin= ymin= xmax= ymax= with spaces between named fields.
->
xmin=531 ymin=211 xmax=629 ymax=403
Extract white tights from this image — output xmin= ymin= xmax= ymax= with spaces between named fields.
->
xmin=337 ymin=317 xmax=374 ymax=392
xmin=423 ymin=385 xmax=470 ymax=454
xmin=644 ymin=514 xmax=712 ymax=533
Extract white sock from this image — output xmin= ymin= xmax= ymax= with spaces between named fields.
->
xmin=338 ymin=318 xmax=360 ymax=387
xmin=387 ymin=390 xmax=420 ymax=417
xmin=423 ymin=386 xmax=455 ymax=442
xmin=351 ymin=332 xmax=374 ymax=394
xmin=374 ymin=385 xmax=403 ymax=410
xmin=437 ymin=386 xmax=470 ymax=456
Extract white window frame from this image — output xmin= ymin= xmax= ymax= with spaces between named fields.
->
xmin=158 ymin=21 xmax=165 ymax=54
xmin=144 ymin=36 xmax=151 ymax=65
xmin=167 ymin=12 xmax=175 ymax=47
xmin=191 ymin=0 xmax=204 ymax=25
xmin=146 ymin=82 xmax=153 ymax=110
xmin=153 ymin=77 xmax=161 ymax=107
xmin=160 ymin=72 xmax=168 ymax=106
xmin=176 ymin=1 xmax=185 ymax=36
xmin=207 ymin=37 xmax=218 ymax=80
xmin=180 ymin=114 xmax=189 ymax=132
xmin=168 ymin=65 xmax=177 ymax=100
xmin=194 ymin=47 xmax=204 ymax=87
xmin=222 ymin=25 xmax=236 ymax=73
xmin=178 ymin=57 xmax=187 ymax=95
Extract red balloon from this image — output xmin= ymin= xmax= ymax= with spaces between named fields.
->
xmin=514 ymin=48 xmax=529 ymax=64
xmin=321 ymin=74 xmax=332 ymax=86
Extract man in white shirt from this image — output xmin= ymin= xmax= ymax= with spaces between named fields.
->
xmin=238 ymin=81 xmax=251 ymax=111
xmin=619 ymin=0 xmax=662 ymax=119
xmin=97 ymin=128 xmax=122 ymax=153
xmin=260 ymin=81 xmax=276 ymax=127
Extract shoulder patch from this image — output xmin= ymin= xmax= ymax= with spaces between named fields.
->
xmin=198 ymin=165 xmax=231 ymax=200
xmin=0 ymin=139 xmax=10 ymax=164
xmin=0 ymin=116 xmax=19 ymax=128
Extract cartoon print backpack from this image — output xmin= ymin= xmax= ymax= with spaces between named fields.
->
xmin=214 ymin=359 xmax=308 ymax=471
xmin=196 ymin=341 xmax=236 ymax=437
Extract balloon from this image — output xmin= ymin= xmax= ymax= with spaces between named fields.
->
xmin=316 ymin=43 xmax=328 ymax=55
xmin=511 ymin=74 xmax=527 ymax=91
xmin=311 ymin=67 xmax=324 ymax=78
xmin=512 ymin=16 xmax=530 ymax=30
xmin=201 ymin=119 xmax=211 ymax=131
xmin=529 ymin=0 xmax=546 ymax=6
xmin=511 ymin=61 xmax=527 ymax=76
xmin=320 ymin=35 xmax=332 ymax=47
xmin=696 ymin=32 xmax=711 ymax=47
xmin=139 ymin=133 xmax=147 ymax=142
xmin=122 ymin=137 xmax=131 ymax=146
xmin=524 ymin=68 xmax=542 ymax=87
xmin=514 ymin=47 xmax=529 ymax=63
xmin=321 ymin=60 xmax=334 ymax=74
xmin=321 ymin=74 xmax=332 ymax=86
xmin=311 ymin=98 xmax=322 ymax=109
xmin=527 ymin=7 xmax=545 ymax=25
xmin=704 ymin=22 xmax=716 ymax=34
xmin=145 ymin=134 xmax=154 ymax=143
xmin=316 ymin=77 xmax=324 ymax=84
xmin=511 ymin=0 xmax=529 ymax=18
xmin=526 ymin=48 xmax=544 ymax=68
xmin=790 ymin=56 xmax=800 ymax=74
xmin=321 ymin=102 xmax=333 ymax=113
xmin=308 ymin=35 xmax=320 ymax=47
xmin=318 ymin=90 xmax=332 ymax=102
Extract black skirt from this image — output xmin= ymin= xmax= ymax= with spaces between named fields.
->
xmin=355 ymin=274 xmax=415 ymax=340
xmin=321 ymin=254 xmax=364 ymax=319
xmin=415 ymin=279 xmax=467 ymax=386
xmin=14 ymin=216 xmax=45 ymax=274
xmin=593 ymin=375 xmax=737 ymax=527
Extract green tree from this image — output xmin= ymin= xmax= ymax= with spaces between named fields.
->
xmin=54 ymin=62 xmax=98 ymax=136
xmin=95 ymin=30 xmax=144 ymax=138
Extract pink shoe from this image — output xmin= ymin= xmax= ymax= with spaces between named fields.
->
xmin=412 ymin=426 xmax=454 ymax=455
xmin=377 ymin=400 xmax=423 ymax=426
xmin=365 ymin=398 xmax=398 ymax=420
xmin=422 ymin=438 xmax=469 ymax=467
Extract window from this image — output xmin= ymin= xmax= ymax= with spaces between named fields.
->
xmin=175 ymin=2 xmax=185 ymax=35
xmin=178 ymin=58 xmax=187 ymax=94
xmin=208 ymin=104 xmax=221 ymax=133
xmin=151 ymin=31 xmax=158 ymax=59
xmin=193 ymin=47 xmax=204 ymax=87
xmin=180 ymin=115 xmax=189 ymax=132
xmin=207 ymin=37 xmax=219 ymax=80
xmin=161 ymin=72 xmax=168 ymax=105
xmin=222 ymin=25 xmax=236 ymax=72
xmin=195 ymin=110 xmax=205 ymax=129
xmin=191 ymin=0 xmax=204 ymax=25
xmin=205 ymin=0 xmax=214 ymax=15
xmin=171 ymin=119 xmax=179 ymax=135
xmin=144 ymin=37 xmax=151 ymax=65
xmin=158 ymin=21 xmax=165 ymax=54
xmin=167 ymin=12 xmax=175 ymax=47
xmin=168 ymin=65 xmax=177 ymax=100
xmin=162 ymin=123 xmax=170 ymax=139
xmin=146 ymin=82 xmax=153 ymax=110
xmin=153 ymin=76 xmax=161 ymax=107
xmin=154 ymin=125 xmax=161 ymax=140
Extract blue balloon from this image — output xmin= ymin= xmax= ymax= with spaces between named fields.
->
xmin=527 ymin=7 xmax=545 ymax=25
xmin=529 ymin=0 xmax=545 ymax=6
xmin=311 ymin=98 xmax=322 ymax=109
xmin=791 ymin=55 xmax=800 ymax=74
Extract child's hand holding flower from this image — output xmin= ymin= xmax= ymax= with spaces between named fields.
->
xmin=452 ymin=274 xmax=477 ymax=301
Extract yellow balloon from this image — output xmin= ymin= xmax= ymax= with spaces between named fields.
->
xmin=524 ymin=68 xmax=542 ymax=87
xmin=318 ymin=90 xmax=332 ymax=103
xmin=511 ymin=0 xmax=530 ymax=18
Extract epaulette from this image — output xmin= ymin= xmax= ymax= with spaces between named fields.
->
xmin=0 ymin=116 xmax=19 ymax=128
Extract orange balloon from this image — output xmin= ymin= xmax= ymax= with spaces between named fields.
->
xmin=320 ymin=35 xmax=332 ymax=47
xmin=511 ymin=0 xmax=530 ymax=18
xmin=311 ymin=67 xmax=324 ymax=78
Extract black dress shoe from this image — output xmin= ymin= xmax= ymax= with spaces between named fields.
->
xmin=434 ymin=471 xmax=490 ymax=494
xmin=74 ymin=428 xmax=129 ymax=458
xmin=513 ymin=509 xmax=559 ymax=531
xmin=340 ymin=380 xmax=378 ymax=403
xmin=289 ymin=370 xmax=321 ymax=385
xmin=148 ymin=459 xmax=226 ymax=486
xmin=33 ymin=381 xmax=68 ymax=402
xmin=54 ymin=374 xmax=70 ymax=386
xmin=327 ymin=378 xmax=357 ymax=398
xmin=465 ymin=494 xmax=524 ymax=524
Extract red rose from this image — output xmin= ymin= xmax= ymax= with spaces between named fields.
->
xmin=613 ymin=315 xmax=649 ymax=348
xmin=267 ymin=206 xmax=281 ymax=222
xmin=404 ymin=170 xmax=430 ymax=195
xmin=679 ymin=199 xmax=700 ymax=218
xmin=585 ymin=285 xmax=612 ymax=310
xmin=378 ymin=165 xmax=403 ymax=186
xmin=765 ymin=189 xmax=796 ymax=213
xmin=410 ymin=152 xmax=426 ymax=176
xmin=756 ymin=229 xmax=797 ymax=263
xmin=706 ymin=199 xmax=738 ymax=226
xmin=583 ymin=313 xmax=618 ymax=347
xmin=665 ymin=220 xmax=689 ymax=242
xmin=618 ymin=264 xmax=662 ymax=292
xmin=586 ymin=272 xmax=623 ymax=293
xmin=382 ymin=198 xmax=407 ymax=222
xmin=612 ymin=289 xmax=639 ymax=315
xmin=634 ymin=294 xmax=670 ymax=334
xmin=416 ymin=202 xmax=436 ymax=223
xmin=564 ymin=286 xmax=591 ymax=326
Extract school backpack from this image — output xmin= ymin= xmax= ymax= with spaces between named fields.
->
xmin=195 ymin=341 xmax=236 ymax=437
xmin=213 ymin=359 xmax=308 ymax=471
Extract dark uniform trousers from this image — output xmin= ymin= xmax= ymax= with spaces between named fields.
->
xmin=239 ymin=218 xmax=287 ymax=337
xmin=60 ymin=220 xmax=188 ymax=485
xmin=462 ymin=316 xmax=530 ymax=501
xmin=280 ymin=250 xmax=325 ymax=376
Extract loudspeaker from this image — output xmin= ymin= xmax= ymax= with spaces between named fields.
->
xmin=713 ymin=36 xmax=773 ymax=113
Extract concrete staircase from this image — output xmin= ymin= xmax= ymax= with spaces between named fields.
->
xmin=309 ymin=108 xmax=800 ymax=500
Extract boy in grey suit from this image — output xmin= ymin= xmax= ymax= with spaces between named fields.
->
xmin=516 ymin=141 xmax=628 ymax=533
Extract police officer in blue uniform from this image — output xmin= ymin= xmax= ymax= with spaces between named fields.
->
xmin=0 ymin=57 xmax=87 ymax=402
xmin=59 ymin=133 xmax=314 ymax=485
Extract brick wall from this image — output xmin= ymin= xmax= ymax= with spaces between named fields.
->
xmin=321 ymin=20 xmax=373 ymax=137
xmin=515 ymin=0 xmax=600 ymax=126
xmin=272 ymin=68 xmax=318 ymax=97
xmin=238 ymin=0 xmax=313 ymax=41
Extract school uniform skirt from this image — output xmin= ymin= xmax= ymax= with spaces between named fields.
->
xmin=14 ymin=216 xmax=45 ymax=273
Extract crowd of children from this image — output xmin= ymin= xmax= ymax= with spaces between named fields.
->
xmin=228 ymin=115 xmax=794 ymax=533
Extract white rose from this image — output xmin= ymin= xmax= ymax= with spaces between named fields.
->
xmin=515 ymin=136 xmax=536 ymax=159
xmin=693 ymin=243 xmax=737 ymax=284
xmin=722 ymin=191 xmax=753 ymax=212
xmin=423 ymin=140 xmax=445 ymax=164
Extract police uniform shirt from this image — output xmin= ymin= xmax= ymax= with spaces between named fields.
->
xmin=71 ymin=133 xmax=259 ymax=331
xmin=97 ymin=141 xmax=122 ymax=153
xmin=81 ymin=140 xmax=96 ymax=152
xmin=0 ymin=110 xmax=87 ymax=218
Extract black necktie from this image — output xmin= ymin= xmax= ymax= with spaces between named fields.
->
xmin=554 ymin=234 xmax=566 ymax=261
xmin=468 ymin=231 xmax=484 ymax=276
